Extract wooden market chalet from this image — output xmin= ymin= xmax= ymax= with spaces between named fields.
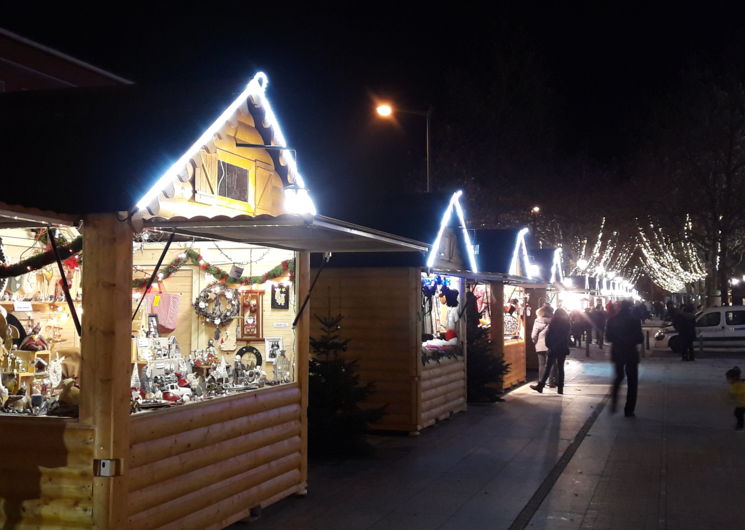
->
xmin=0 ymin=73 xmax=427 ymax=529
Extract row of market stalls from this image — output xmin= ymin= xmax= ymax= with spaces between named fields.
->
xmin=0 ymin=71 xmax=629 ymax=528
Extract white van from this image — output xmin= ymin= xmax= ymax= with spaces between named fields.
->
xmin=655 ymin=306 xmax=745 ymax=352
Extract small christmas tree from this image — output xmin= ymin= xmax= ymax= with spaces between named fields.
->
xmin=466 ymin=290 xmax=510 ymax=402
xmin=308 ymin=314 xmax=384 ymax=457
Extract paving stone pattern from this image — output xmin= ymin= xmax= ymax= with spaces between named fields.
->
xmin=231 ymin=343 xmax=745 ymax=530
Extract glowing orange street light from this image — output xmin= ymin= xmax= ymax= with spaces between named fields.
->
xmin=374 ymin=101 xmax=432 ymax=192
xmin=376 ymin=104 xmax=393 ymax=117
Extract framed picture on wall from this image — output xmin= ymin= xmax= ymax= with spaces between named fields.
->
xmin=238 ymin=291 xmax=263 ymax=340
xmin=264 ymin=337 xmax=283 ymax=363
xmin=271 ymin=284 xmax=290 ymax=309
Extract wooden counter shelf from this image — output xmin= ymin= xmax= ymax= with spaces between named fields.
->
xmin=1 ymin=301 xmax=81 ymax=313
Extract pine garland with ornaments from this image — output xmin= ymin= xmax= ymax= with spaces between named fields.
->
xmin=132 ymin=248 xmax=294 ymax=288
xmin=0 ymin=236 xmax=83 ymax=279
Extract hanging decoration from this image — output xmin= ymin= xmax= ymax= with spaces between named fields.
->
xmin=193 ymin=283 xmax=241 ymax=327
xmin=0 ymin=238 xmax=7 ymax=294
xmin=637 ymin=216 xmax=707 ymax=292
xmin=0 ymin=236 xmax=83 ymax=279
xmin=132 ymin=248 xmax=294 ymax=288
xmin=421 ymin=274 xmax=451 ymax=299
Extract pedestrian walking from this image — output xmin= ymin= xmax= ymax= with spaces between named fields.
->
xmin=531 ymin=304 xmax=555 ymax=386
xmin=605 ymin=300 xmax=644 ymax=417
xmin=725 ymin=366 xmax=745 ymax=431
xmin=653 ymin=300 xmax=665 ymax=320
xmin=673 ymin=304 xmax=696 ymax=361
xmin=530 ymin=308 xmax=571 ymax=395
xmin=569 ymin=309 xmax=592 ymax=348
xmin=590 ymin=304 xmax=607 ymax=349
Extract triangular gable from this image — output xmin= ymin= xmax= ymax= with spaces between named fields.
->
xmin=509 ymin=228 xmax=534 ymax=277
xmin=474 ymin=228 xmax=539 ymax=279
xmin=135 ymin=72 xmax=316 ymax=216
xmin=426 ymin=191 xmax=478 ymax=272
xmin=531 ymin=247 xmax=565 ymax=284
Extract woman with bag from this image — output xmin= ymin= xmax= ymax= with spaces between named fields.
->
xmin=530 ymin=307 xmax=571 ymax=395
xmin=531 ymin=304 xmax=555 ymax=386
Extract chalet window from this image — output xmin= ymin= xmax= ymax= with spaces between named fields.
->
xmin=217 ymin=161 xmax=249 ymax=202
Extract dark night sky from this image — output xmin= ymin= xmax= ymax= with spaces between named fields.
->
xmin=4 ymin=2 xmax=745 ymax=211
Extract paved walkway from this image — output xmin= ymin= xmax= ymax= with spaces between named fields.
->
xmin=233 ymin=343 xmax=744 ymax=529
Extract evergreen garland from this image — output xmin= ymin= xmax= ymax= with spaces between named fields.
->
xmin=132 ymin=248 xmax=294 ymax=288
xmin=0 ymin=236 xmax=83 ymax=279
xmin=308 ymin=314 xmax=385 ymax=458
xmin=466 ymin=289 xmax=510 ymax=403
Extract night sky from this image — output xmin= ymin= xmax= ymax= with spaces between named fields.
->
xmin=4 ymin=3 xmax=745 ymax=212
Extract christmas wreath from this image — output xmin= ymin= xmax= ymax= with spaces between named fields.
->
xmin=193 ymin=283 xmax=240 ymax=327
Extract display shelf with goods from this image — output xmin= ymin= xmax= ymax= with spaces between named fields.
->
xmin=0 ymin=71 xmax=427 ymax=529
xmin=129 ymin=240 xmax=299 ymax=414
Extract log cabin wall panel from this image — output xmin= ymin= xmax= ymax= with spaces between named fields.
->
xmin=127 ymin=385 xmax=303 ymax=529
xmin=0 ymin=418 xmax=95 ymax=529
xmin=310 ymin=267 xmax=419 ymax=432
xmin=503 ymin=339 xmax=526 ymax=388
xmin=418 ymin=356 xmax=466 ymax=429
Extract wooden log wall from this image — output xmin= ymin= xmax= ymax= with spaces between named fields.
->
xmin=0 ymin=418 xmax=95 ymax=529
xmin=418 ymin=356 xmax=466 ymax=429
xmin=310 ymin=267 xmax=420 ymax=432
xmin=503 ymin=339 xmax=526 ymax=388
xmin=127 ymin=384 xmax=303 ymax=530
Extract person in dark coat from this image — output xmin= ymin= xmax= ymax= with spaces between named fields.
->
xmin=673 ymin=304 xmax=697 ymax=361
xmin=530 ymin=308 xmax=571 ymax=395
xmin=590 ymin=304 xmax=608 ymax=349
xmin=605 ymin=300 xmax=644 ymax=417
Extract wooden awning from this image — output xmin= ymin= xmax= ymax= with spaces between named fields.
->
xmin=142 ymin=214 xmax=429 ymax=253
xmin=0 ymin=201 xmax=79 ymax=228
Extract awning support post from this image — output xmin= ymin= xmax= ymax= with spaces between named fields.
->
xmin=292 ymin=252 xmax=331 ymax=328
xmin=48 ymin=226 xmax=82 ymax=337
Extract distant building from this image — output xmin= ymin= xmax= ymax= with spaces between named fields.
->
xmin=0 ymin=27 xmax=131 ymax=92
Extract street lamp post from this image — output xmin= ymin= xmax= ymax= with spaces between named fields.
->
xmin=376 ymin=103 xmax=432 ymax=193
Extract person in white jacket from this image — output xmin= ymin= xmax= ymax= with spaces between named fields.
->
xmin=531 ymin=304 xmax=555 ymax=385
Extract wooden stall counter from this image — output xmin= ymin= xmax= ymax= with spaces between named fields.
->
xmin=502 ymin=338 xmax=526 ymax=389
xmin=127 ymin=383 xmax=303 ymax=530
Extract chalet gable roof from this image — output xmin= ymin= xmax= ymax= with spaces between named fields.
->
xmin=474 ymin=228 xmax=536 ymax=278
xmin=318 ymin=190 xmax=477 ymax=271
xmin=530 ymin=247 xmax=564 ymax=284
xmin=0 ymin=72 xmax=314 ymax=217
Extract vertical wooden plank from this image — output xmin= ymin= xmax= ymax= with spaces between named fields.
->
xmin=410 ymin=268 xmax=421 ymax=432
xmin=79 ymin=213 xmax=132 ymax=529
xmin=295 ymin=251 xmax=310 ymax=493
xmin=489 ymin=282 xmax=505 ymax=392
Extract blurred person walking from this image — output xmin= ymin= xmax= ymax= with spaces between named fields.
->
xmin=605 ymin=300 xmax=644 ymax=417
xmin=673 ymin=304 xmax=697 ymax=361
xmin=591 ymin=303 xmax=607 ymax=349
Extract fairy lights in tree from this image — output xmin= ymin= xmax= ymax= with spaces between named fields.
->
xmin=636 ymin=217 xmax=707 ymax=292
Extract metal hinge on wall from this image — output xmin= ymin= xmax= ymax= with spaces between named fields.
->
xmin=93 ymin=459 xmax=123 ymax=477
